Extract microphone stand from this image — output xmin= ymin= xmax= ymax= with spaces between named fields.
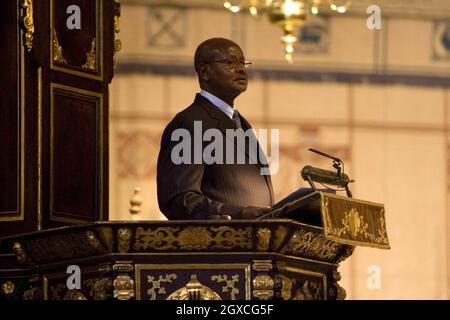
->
xmin=331 ymin=160 xmax=352 ymax=198
xmin=308 ymin=148 xmax=354 ymax=198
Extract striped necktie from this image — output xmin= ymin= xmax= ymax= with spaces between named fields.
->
xmin=232 ymin=110 xmax=242 ymax=129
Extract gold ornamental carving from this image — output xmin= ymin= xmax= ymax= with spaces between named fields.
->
xmin=256 ymin=228 xmax=271 ymax=251
xmin=335 ymin=245 xmax=355 ymax=264
xmin=134 ymin=226 xmax=179 ymax=250
xmin=322 ymin=196 xmax=390 ymax=248
xmin=309 ymin=281 xmax=323 ymax=300
xmin=166 ymin=274 xmax=221 ymax=300
xmin=211 ymin=274 xmax=239 ymax=300
xmin=93 ymin=278 xmax=113 ymax=300
xmin=278 ymin=275 xmax=294 ymax=300
xmin=280 ymin=229 xmax=341 ymax=261
xmin=21 ymin=0 xmax=35 ymax=51
xmin=252 ymin=260 xmax=273 ymax=272
xmin=2 ymin=281 xmax=15 ymax=295
xmin=253 ymin=275 xmax=274 ymax=290
xmin=84 ymin=278 xmax=96 ymax=299
xmin=49 ymin=283 xmax=65 ymax=300
xmin=86 ymin=230 xmax=102 ymax=250
xmin=113 ymin=0 xmax=122 ymax=69
xmin=113 ymin=275 xmax=135 ymax=300
xmin=23 ymin=287 xmax=43 ymax=300
xmin=84 ymin=277 xmax=113 ymax=300
xmin=177 ymin=227 xmax=213 ymax=250
xmin=325 ymin=205 xmax=368 ymax=238
xmin=147 ymin=274 xmax=177 ymax=300
xmin=52 ymin=29 xmax=67 ymax=64
xmin=292 ymin=281 xmax=313 ymax=300
xmin=82 ymin=38 xmax=96 ymax=70
xmin=98 ymin=227 xmax=113 ymax=251
xmin=117 ymin=227 xmax=132 ymax=253
xmin=134 ymin=226 xmax=253 ymax=251
xmin=63 ymin=289 xmax=87 ymax=300
xmin=252 ymin=275 xmax=274 ymax=300
xmin=273 ymin=226 xmax=288 ymax=251
xmin=12 ymin=242 xmax=29 ymax=264
xmin=332 ymin=271 xmax=346 ymax=300
xmin=113 ymin=262 xmax=134 ymax=273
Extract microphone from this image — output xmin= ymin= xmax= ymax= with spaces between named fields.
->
xmin=303 ymin=148 xmax=354 ymax=197
xmin=301 ymin=165 xmax=350 ymax=187
xmin=308 ymin=148 xmax=342 ymax=163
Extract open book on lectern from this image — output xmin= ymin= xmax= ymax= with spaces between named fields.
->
xmin=257 ymin=187 xmax=336 ymax=225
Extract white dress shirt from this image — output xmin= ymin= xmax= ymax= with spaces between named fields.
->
xmin=200 ymin=90 xmax=235 ymax=120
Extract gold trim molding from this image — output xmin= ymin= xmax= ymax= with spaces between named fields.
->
xmin=113 ymin=0 xmax=122 ymax=69
xmin=37 ymin=67 xmax=42 ymax=230
xmin=49 ymin=83 xmax=104 ymax=223
xmin=52 ymin=29 xmax=67 ymax=64
xmin=0 ymin=25 xmax=25 ymax=221
xmin=256 ymin=228 xmax=271 ymax=251
xmin=50 ymin=0 xmax=103 ymax=80
xmin=82 ymin=38 xmax=96 ymax=70
xmin=21 ymin=0 xmax=34 ymax=51
xmin=134 ymin=226 xmax=253 ymax=251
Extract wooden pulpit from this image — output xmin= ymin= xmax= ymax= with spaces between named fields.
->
xmin=0 ymin=192 xmax=389 ymax=300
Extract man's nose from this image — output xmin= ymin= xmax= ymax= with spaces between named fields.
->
xmin=235 ymin=63 xmax=247 ymax=74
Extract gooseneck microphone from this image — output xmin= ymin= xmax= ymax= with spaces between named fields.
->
xmin=301 ymin=165 xmax=350 ymax=187
xmin=308 ymin=148 xmax=342 ymax=163
xmin=302 ymin=148 xmax=354 ymax=197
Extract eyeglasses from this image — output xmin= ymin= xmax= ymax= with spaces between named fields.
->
xmin=204 ymin=59 xmax=252 ymax=69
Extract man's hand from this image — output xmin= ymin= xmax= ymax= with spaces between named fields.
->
xmin=241 ymin=206 xmax=272 ymax=219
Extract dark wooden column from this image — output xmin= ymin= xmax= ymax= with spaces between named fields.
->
xmin=0 ymin=0 xmax=117 ymax=236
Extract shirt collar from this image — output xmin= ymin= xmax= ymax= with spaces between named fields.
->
xmin=200 ymin=90 xmax=235 ymax=120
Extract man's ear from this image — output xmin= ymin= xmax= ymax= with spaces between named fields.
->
xmin=198 ymin=63 xmax=210 ymax=81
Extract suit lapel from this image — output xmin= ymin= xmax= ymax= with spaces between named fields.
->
xmin=239 ymin=114 xmax=270 ymax=168
xmin=240 ymin=114 xmax=275 ymax=205
xmin=195 ymin=94 xmax=274 ymax=205
xmin=195 ymin=94 xmax=269 ymax=168
xmin=195 ymin=94 xmax=234 ymax=130
xmin=196 ymin=95 xmax=253 ymax=163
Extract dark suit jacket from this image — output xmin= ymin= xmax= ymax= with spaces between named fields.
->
xmin=157 ymin=94 xmax=274 ymax=219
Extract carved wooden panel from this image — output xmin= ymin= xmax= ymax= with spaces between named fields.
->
xmin=1 ymin=0 xmax=114 ymax=236
xmin=135 ymin=264 xmax=251 ymax=300
xmin=277 ymin=268 xmax=328 ymax=300
xmin=0 ymin=1 xmax=21 ymax=220
xmin=50 ymin=84 xmax=103 ymax=222
xmin=50 ymin=0 xmax=102 ymax=79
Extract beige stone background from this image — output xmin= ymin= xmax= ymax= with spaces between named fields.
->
xmin=109 ymin=0 xmax=450 ymax=299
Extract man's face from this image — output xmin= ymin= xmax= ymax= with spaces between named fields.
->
xmin=202 ymin=45 xmax=248 ymax=101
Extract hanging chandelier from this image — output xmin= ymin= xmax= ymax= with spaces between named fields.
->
xmin=223 ymin=0 xmax=351 ymax=63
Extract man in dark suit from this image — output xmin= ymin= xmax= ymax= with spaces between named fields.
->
xmin=157 ymin=37 xmax=274 ymax=220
